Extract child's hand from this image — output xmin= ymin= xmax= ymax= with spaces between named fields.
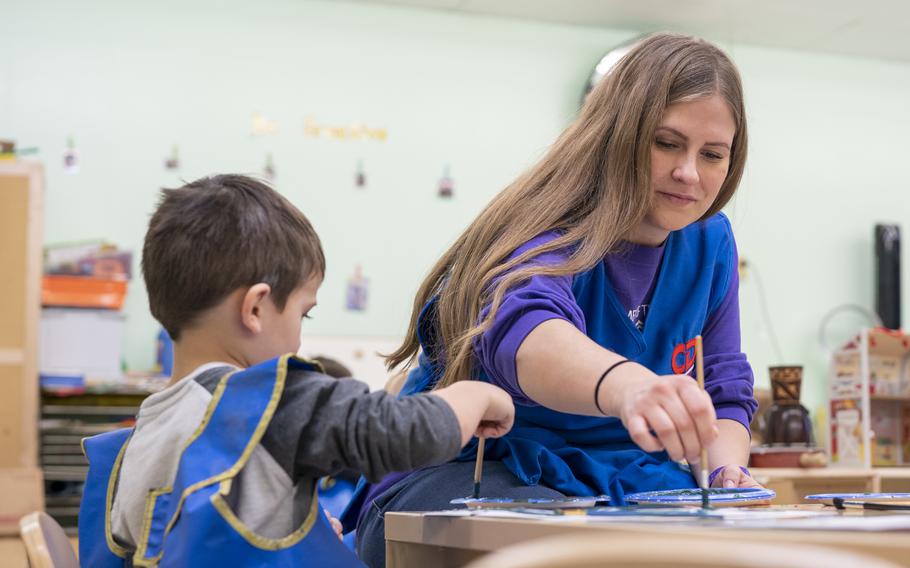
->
xmin=433 ymin=381 xmax=516 ymax=445
xmin=324 ymin=509 xmax=343 ymax=540
xmin=475 ymin=385 xmax=515 ymax=439
xmin=710 ymin=465 xmax=762 ymax=489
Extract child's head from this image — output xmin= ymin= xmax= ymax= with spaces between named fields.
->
xmin=142 ymin=174 xmax=324 ymax=366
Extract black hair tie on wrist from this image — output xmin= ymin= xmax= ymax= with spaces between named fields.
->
xmin=594 ymin=359 xmax=634 ymax=416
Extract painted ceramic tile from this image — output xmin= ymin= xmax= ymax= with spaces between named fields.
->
xmin=355 ymin=160 xmax=366 ymax=188
xmin=345 ymin=265 xmax=369 ymax=311
xmin=806 ymin=492 xmax=910 ymax=502
xmin=63 ymin=137 xmax=79 ymax=174
xmin=264 ymin=153 xmax=276 ymax=181
xmin=451 ymin=496 xmax=608 ymax=509
xmin=438 ymin=164 xmax=453 ymax=198
xmin=164 ymin=145 xmax=180 ymax=171
xmin=626 ymin=487 xmax=775 ymax=506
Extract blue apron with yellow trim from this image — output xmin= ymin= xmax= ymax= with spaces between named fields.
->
xmin=80 ymin=428 xmax=133 ymax=567
xmin=79 ymin=355 xmax=364 ymax=567
xmin=400 ymin=215 xmax=736 ymax=501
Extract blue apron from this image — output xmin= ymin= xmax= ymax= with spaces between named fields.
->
xmin=79 ymin=355 xmax=364 ymax=567
xmin=318 ymin=476 xmax=357 ymax=550
xmin=400 ymin=214 xmax=736 ymax=501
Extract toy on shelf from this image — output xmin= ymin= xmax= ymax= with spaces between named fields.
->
xmin=766 ymin=366 xmax=813 ymax=445
xmin=828 ymin=327 xmax=910 ymax=467
xmin=42 ymin=242 xmax=132 ymax=309
xmin=749 ymin=366 xmax=827 ymax=468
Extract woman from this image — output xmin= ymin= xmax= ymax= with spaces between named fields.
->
xmin=353 ymin=32 xmax=759 ymax=566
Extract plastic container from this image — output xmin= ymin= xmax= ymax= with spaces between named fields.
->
xmin=41 ymin=275 xmax=127 ymax=309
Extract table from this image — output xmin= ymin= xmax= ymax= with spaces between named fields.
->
xmin=385 ymin=506 xmax=910 ymax=568
xmin=751 ymin=467 xmax=910 ymax=503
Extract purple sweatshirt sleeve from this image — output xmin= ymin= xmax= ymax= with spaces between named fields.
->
xmin=474 ymin=233 xmax=586 ymax=406
xmin=701 ymin=238 xmax=758 ymax=432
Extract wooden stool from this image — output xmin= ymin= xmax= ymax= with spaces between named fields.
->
xmin=19 ymin=512 xmax=78 ymax=568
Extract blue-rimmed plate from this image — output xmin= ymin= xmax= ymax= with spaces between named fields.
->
xmin=626 ymin=487 xmax=775 ymax=507
xmin=451 ymin=496 xmax=609 ymax=509
xmin=806 ymin=492 xmax=910 ymax=503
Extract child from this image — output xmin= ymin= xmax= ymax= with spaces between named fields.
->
xmin=78 ymin=174 xmax=514 ymax=567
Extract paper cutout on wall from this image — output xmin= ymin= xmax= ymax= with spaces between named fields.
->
xmin=345 ymin=265 xmax=369 ymax=312
xmin=251 ymin=113 xmax=279 ymax=136
xmin=355 ymin=160 xmax=366 ymax=188
xmin=264 ymin=153 xmax=276 ymax=182
xmin=438 ymin=164 xmax=454 ymax=198
xmin=164 ymin=145 xmax=180 ymax=171
xmin=304 ymin=118 xmax=387 ymax=142
xmin=63 ymin=137 xmax=79 ymax=174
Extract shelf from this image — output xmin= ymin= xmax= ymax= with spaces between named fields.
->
xmin=38 ymin=385 xmax=153 ymax=533
xmin=42 ymin=404 xmax=138 ymax=416
xmin=0 ymin=349 xmax=24 ymax=366
xmin=43 ymin=467 xmax=88 ymax=481
xmin=829 ymin=327 xmax=910 ymax=469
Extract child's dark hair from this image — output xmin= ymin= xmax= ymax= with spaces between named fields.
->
xmin=142 ymin=174 xmax=324 ymax=340
xmin=311 ymin=355 xmax=353 ymax=379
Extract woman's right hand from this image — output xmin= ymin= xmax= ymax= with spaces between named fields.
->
xmin=608 ymin=365 xmax=719 ymax=463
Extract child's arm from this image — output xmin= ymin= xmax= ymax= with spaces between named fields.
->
xmin=265 ymin=373 xmax=513 ymax=483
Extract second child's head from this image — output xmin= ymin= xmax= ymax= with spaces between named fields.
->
xmin=142 ymin=174 xmax=323 ymax=368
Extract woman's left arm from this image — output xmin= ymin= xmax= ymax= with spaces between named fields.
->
xmin=702 ymin=233 xmax=761 ymax=488
xmin=707 ymin=419 xmax=761 ymax=488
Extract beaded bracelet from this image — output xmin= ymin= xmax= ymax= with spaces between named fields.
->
xmin=708 ymin=465 xmax=751 ymax=487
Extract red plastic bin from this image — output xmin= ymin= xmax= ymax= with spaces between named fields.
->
xmin=41 ymin=275 xmax=127 ymax=310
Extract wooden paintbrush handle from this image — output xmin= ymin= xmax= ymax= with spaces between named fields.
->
xmin=695 ymin=335 xmax=709 ymax=488
xmin=474 ymin=436 xmax=486 ymax=483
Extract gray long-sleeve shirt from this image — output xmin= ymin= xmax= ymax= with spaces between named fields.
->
xmin=110 ymin=362 xmax=461 ymax=547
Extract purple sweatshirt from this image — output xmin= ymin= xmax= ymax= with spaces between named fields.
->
xmin=353 ymin=232 xmax=755 ymax=527
xmin=475 ymin=233 xmax=755 ymax=430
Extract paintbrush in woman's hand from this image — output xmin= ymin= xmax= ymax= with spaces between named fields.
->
xmin=695 ymin=335 xmax=710 ymax=509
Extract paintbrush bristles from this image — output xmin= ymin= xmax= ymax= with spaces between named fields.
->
xmin=473 ymin=436 xmax=486 ymax=499
xmin=695 ymin=335 xmax=710 ymax=508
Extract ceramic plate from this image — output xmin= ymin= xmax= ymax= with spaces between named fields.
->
xmin=451 ymin=496 xmax=608 ymax=509
xmin=626 ymin=487 xmax=775 ymax=507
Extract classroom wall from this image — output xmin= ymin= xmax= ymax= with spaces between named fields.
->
xmin=3 ymin=0 xmax=909 ymax=417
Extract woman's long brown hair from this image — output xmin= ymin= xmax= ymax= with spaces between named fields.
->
xmin=387 ymin=32 xmax=748 ymax=389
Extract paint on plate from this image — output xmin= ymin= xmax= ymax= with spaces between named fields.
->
xmin=626 ymin=487 xmax=775 ymax=507
xmin=451 ymin=496 xmax=609 ymax=509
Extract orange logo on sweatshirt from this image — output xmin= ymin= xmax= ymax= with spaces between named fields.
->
xmin=671 ymin=338 xmax=697 ymax=375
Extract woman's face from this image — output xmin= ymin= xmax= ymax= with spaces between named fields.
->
xmin=629 ymin=94 xmax=736 ymax=246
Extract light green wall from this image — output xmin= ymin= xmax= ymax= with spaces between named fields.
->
xmin=728 ymin=44 xmax=910 ymax=417
xmin=3 ymin=0 xmax=908 ymax=415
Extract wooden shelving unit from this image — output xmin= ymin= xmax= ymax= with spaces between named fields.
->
xmin=829 ymin=328 xmax=910 ymax=468
xmin=0 ymin=160 xmax=45 ymax=534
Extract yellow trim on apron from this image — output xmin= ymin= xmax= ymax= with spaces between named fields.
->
xmin=209 ymin=482 xmax=321 ymax=550
xmin=133 ymin=355 xmax=317 ymax=566
xmin=84 ymin=432 xmax=133 ymax=559
xmin=133 ymin=367 xmax=236 ymax=566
